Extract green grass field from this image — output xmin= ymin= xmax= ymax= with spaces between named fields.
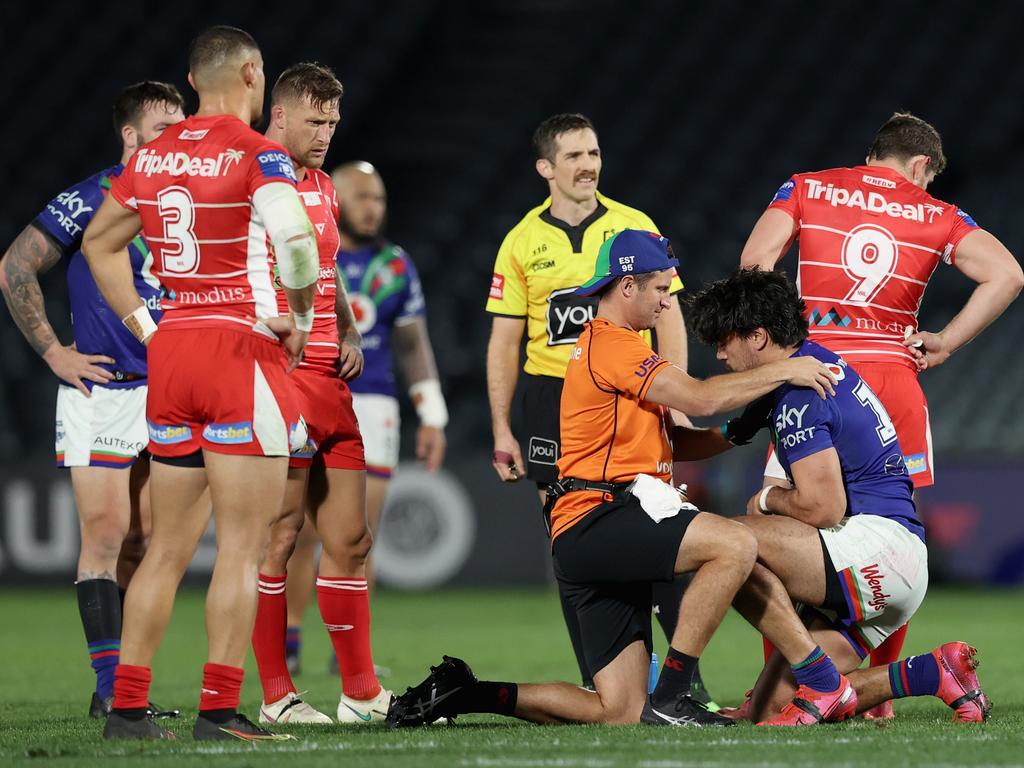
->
xmin=1 ymin=586 xmax=1021 ymax=767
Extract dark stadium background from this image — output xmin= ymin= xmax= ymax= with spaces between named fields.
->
xmin=1 ymin=0 xmax=1022 ymax=587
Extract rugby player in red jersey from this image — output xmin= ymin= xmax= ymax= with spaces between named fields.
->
xmin=81 ymin=26 xmax=318 ymax=741
xmin=250 ymin=62 xmax=391 ymax=726
xmin=740 ymin=112 xmax=1022 ymax=718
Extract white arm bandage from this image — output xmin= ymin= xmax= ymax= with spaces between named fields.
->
xmin=122 ymin=305 xmax=158 ymax=343
xmin=252 ymin=182 xmax=318 ymax=290
xmin=409 ymin=379 xmax=449 ymax=428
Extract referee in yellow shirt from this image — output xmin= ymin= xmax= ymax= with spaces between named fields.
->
xmin=485 ymin=113 xmax=714 ymax=705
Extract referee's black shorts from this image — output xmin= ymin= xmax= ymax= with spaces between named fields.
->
xmin=521 ymin=373 xmax=562 ymax=484
xmin=552 ymin=493 xmax=700 ymax=676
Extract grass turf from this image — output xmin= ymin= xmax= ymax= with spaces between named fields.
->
xmin=0 ymin=586 xmax=1021 ymax=766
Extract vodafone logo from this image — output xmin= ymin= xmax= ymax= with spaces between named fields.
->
xmin=348 ymin=292 xmax=377 ymax=334
xmin=825 ymin=362 xmax=846 ymax=381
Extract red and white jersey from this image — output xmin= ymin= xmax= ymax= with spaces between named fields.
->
xmin=768 ymin=165 xmax=979 ymax=369
xmin=270 ymin=168 xmax=341 ymax=376
xmin=110 ymin=114 xmax=299 ymax=339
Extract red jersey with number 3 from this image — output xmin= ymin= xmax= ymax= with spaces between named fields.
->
xmin=767 ymin=165 xmax=979 ymax=370
xmin=109 ymin=114 xmax=299 ymax=339
xmin=269 ymin=168 xmax=340 ymax=376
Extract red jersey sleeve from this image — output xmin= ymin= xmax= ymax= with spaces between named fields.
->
xmin=323 ymin=174 xmax=340 ymax=221
xmin=246 ymin=140 xmax=298 ymax=196
xmin=942 ymin=207 xmax=981 ymax=265
xmin=766 ymin=175 xmax=801 ymax=221
xmin=109 ymin=160 xmax=138 ymax=212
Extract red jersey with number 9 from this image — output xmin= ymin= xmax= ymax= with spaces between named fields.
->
xmin=109 ymin=114 xmax=298 ymax=340
xmin=767 ymin=165 xmax=979 ymax=370
xmin=270 ymin=168 xmax=341 ymax=375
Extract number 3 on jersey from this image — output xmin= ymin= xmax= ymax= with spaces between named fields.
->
xmin=158 ymin=186 xmax=200 ymax=275
xmin=853 ymin=379 xmax=898 ymax=445
xmin=841 ymin=224 xmax=898 ymax=304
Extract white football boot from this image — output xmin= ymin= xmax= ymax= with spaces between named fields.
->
xmin=259 ymin=692 xmax=333 ymax=724
xmin=336 ymin=687 xmax=392 ymax=724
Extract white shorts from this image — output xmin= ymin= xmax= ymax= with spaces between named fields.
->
xmin=819 ymin=514 xmax=929 ymax=655
xmin=56 ymin=384 xmax=148 ymax=469
xmin=350 ymin=393 xmax=399 ymax=477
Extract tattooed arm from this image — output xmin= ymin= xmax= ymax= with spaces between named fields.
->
xmin=0 ymin=224 xmax=113 ymax=395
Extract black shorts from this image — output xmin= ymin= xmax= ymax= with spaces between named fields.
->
xmin=521 ymin=374 xmax=563 ymax=484
xmin=552 ymin=493 xmax=699 ymax=676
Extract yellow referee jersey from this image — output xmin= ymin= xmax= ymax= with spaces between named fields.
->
xmin=486 ymin=192 xmax=683 ymax=378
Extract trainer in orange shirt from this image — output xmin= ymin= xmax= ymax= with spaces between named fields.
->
xmin=386 ymin=230 xmax=847 ymax=729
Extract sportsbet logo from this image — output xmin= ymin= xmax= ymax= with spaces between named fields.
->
xmin=203 ymin=422 xmax=254 ymax=445
xmin=148 ymin=421 xmax=193 ymax=445
xmin=905 ymin=452 xmax=928 ymax=475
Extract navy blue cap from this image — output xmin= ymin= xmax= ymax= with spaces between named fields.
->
xmin=575 ymin=229 xmax=680 ymax=297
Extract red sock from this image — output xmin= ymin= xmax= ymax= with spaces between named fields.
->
xmin=871 ymin=622 xmax=909 ymax=667
xmin=316 ymin=577 xmax=380 ymax=699
xmin=112 ymin=664 xmax=151 ymax=710
xmin=199 ymin=663 xmax=244 ymax=712
xmin=763 ymin=638 xmax=775 ymax=663
xmin=252 ymin=573 xmax=295 ymax=703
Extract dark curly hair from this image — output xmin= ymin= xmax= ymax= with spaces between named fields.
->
xmin=685 ymin=268 xmax=808 ymax=348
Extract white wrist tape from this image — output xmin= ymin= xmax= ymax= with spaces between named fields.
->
xmin=758 ymin=485 xmax=774 ymax=513
xmin=252 ymin=182 xmax=318 ymax=289
xmin=122 ymin=305 xmax=158 ymax=343
xmin=409 ymin=379 xmax=449 ymax=428
xmin=292 ymin=308 xmax=314 ymax=333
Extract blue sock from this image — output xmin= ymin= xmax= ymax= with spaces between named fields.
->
xmin=791 ymin=646 xmax=841 ymax=693
xmin=888 ymin=653 xmax=940 ymax=698
xmin=88 ymin=639 xmax=120 ymax=699
xmin=285 ymin=625 xmax=301 ymax=655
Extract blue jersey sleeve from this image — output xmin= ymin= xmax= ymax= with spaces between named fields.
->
xmin=396 ymin=250 xmax=426 ymax=323
xmin=773 ymin=387 xmax=836 ymax=465
xmin=33 ymin=174 xmax=104 ymax=255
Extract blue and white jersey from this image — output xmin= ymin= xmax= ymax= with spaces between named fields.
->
xmin=33 ymin=164 xmax=161 ymax=389
xmin=338 ymin=242 xmax=426 ymax=398
xmin=769 ymin=341 xmax=922 ymax=541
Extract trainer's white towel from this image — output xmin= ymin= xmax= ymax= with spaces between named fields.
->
xmin=628 ymin=473 xmax=697 ymax=523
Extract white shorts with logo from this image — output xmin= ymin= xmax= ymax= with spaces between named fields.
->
xmin=819 ymin=514 xmax=929 ymax=655
xmin=56 ymin=384 xmax=148 ymax=469
xmin=350 ymin=393 xmax=400 ymax=477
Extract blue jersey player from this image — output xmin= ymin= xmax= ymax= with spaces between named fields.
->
xmin=0 ymin=82 xmax=184 ymax=718
xmin=684 ymin=268 xmax=989 ymax=726
xmin=282 ymin=161 xmax=448 ymax=671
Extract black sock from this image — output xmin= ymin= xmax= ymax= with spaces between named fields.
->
xmin=119 ymin=586 xmax=127 ymax=611
xmin=651 ymin=577 xmax=687 ymax=641
xmin=110 ymin=707 xmax=148 ymax=720
xmin=651 ymin=647 xmax=698 ymax=708
xmin=77 ymin=578 xmax=122 ymax=699
xmin=198 ymin=708 xmax=236 ymax=724
xmin=557 ymin=583 xmax=593 ymax=688
xmin=456 ymin=681 xmax=518 ymax=715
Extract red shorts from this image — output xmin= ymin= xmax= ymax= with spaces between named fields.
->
xmin=288 ymin=369 xmax=366 ymax=470
xmin=855 ymin=362 xmax=933 ymax=487
xmin=146 ymin=328 xmax=299 ymax=458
